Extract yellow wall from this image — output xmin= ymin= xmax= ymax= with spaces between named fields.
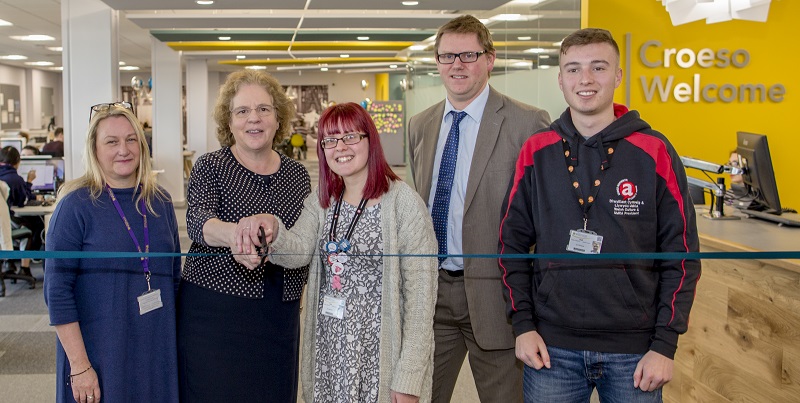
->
xmin=587 ymin=0 xmax=799 ymax=209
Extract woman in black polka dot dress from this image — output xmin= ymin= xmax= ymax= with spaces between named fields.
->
xmin=176 ymin=70 xmax=311 ymax=402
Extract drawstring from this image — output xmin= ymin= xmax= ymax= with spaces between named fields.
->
xmin=596 ymin=132 xmax=610 ymax=171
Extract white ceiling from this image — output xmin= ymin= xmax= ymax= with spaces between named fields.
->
xmin=0 ymin=0 xmax=580 ymax=73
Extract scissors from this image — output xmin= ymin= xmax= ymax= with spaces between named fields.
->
xmin=255 ymin=226 xmax=271 ymax=268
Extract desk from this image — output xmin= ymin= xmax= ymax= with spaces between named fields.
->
xmin=663 ymin=207 xmax=800 ymax=402
xmin=11 ymin=204 xmax=56 ymax=234
xmin=11 ymin=204 xmax=56 ymax=217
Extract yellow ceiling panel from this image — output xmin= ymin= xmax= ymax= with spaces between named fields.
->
xmin=168 ymin=41 xmax=415 ymax=52
xmin=220 ymin=57 xmax=407 ymax=66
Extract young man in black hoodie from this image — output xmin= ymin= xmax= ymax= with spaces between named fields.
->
xmin=498 ymin=28 xmax=700 ymax=402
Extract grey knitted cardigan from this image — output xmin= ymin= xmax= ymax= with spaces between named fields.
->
xmin=270 ymin=180 xmax=438 ymax=402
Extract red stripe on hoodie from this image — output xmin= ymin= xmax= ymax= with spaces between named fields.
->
xmin=499 ymin=131 xmax=562 ymax=312
xmin=625 ymin=132 xmax=691 ymax=326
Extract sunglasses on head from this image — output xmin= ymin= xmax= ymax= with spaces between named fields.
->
xmin=89 ymin=102 xmax=134 ymax=123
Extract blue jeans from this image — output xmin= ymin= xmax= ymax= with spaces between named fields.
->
xmin=523 ymin=346 xmax=663 ymax=403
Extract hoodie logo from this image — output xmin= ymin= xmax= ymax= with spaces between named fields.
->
xmin=610 ymin=179 xmax=642 ymax=216
xmin=617 ymin=179 xmax=637 ymax=201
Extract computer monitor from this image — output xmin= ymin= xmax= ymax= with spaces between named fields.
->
xmin=18 ymin=156 xmax=65 ymax=193
xmin=735 ymin=131 xmax=782 ymax=215
xmin=0 ymin=137 xmax=26 ymax=153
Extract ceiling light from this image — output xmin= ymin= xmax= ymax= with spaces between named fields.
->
xmin=539 ymin=65 xmax=551 ymax=69
xmin=0 ymin=55 xmax=28 ymax=60
xmin=320 ymin=67 xmax=329 ymax=72
xmin=524 ymin=48 xmax=547 ymax=53
xmin=389 ymin=64 xmax=398 ymax=69
xmin=340 ymin=54 xmax=350 ymax=58
xmin=479 ymin=19 xmax=490 ymax=25
xmin=514 ymin=61 xmax=531 ymax=67
xmin=25 ymin=61 xmax=54 ymax=66
xmin=409 ymin=45 xmax=426 ymax=51
xmin=538 ymin=55 xmax=550 ymax=59
xmin=553 ymin=41 xmax=563 ymax=46
xmin=0 ymin=19 xmax=13 ymax=27
xmin=196 ymin=0 xmax=214 ymax=4
xmin=236 ymin=55 xmax=246 ymax=59
xmin=119 ymin=61 xmax=126 ymax=65
xmin=517 ymin=36 xmax=531 ymax=40
xmin=493 ymin=14 xmax=522 ymax=21
xmin=246 ymin=66 xmax=267 ymax=70
xmin=420 ymin=57 xmax=433 ymax=62
xmin=402 ymin=1 xmax=419 ymax=5
xmin=50 ymin=66 xmax=63 ymax=71
xmin=11 ymin=35 xmax=55 ymax=41
xmin=218 ymin=36 xmax=231 ymax=41
xmin=119 ymin=65 xmax=140 ymax=71
xmin=46 ymin=46 xmax=63 ymax=52
xmin=357 ymin=36 xmax=370 ymax=41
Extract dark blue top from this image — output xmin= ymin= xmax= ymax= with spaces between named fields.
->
xmin=44 ymin=186 xmax=181 ymax=402
xmin=0 ymin=164 xmax=33 ymax=207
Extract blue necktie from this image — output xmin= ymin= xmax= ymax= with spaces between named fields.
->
xmin=431 ymin=111 xmax=467 ymax=264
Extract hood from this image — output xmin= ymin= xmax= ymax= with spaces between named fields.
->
xmin=0 ymin=164 xmax=18 ymax=176
xmin=551 ymin=103 xmax=651 ymax=148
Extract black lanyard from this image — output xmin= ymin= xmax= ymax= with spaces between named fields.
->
xmin=562 ymin=137 xmax=619 ymax=216
xmin=327 ymin=191 xmax=369 ymax=245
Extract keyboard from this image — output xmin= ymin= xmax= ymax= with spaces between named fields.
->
xmin=742 ymin=209 xmax=800 ymax=227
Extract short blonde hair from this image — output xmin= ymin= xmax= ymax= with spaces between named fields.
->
xmin=213 ymin=70 xmax=295 ymax=148
xmin=57 ymin=104 xmax=166 ymax=215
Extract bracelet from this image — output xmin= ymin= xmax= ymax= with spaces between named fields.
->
xmin=69 ymin=365 xmax=92 ymax=380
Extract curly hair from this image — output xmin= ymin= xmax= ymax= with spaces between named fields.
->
xmin=213 ymin=70 xmax=295 ymax=148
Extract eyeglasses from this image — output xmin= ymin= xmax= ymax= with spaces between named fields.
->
xmin=231 ymin=105 xmax=275 ymax=120
xmin=320 ymin=133 xmax=368 ymax=149
xmin=89 ymin=102 xmax=133 ymax=123
xmin=436 ymin=50 xmax=488 ymax=64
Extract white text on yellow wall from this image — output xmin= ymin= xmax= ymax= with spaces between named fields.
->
xmin=638 ymin=40 xmax=785 ymax=103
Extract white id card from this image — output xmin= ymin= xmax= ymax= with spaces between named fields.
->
xmin=566 ymin=229 xmax=603 ymax=254
xmin=321 ymin=295 xmax=346 ymax=319
xmin=138 ymin=289 xmax=163 ymax=315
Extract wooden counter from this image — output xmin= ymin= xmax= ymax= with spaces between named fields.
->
xmin=665 ymin=207 xmax=800 ymax=402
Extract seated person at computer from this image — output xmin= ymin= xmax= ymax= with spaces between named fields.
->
xmin=42 ymin=127 xmax=64 ymax=157
xmin=21 ymin=145 xmax=41 ymax=157
xmin=725 ymin=151 xmax=748 ymax=203
xmin=0 ymin=146 xmax=42 ymax=278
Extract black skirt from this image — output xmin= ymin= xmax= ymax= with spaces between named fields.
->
xmin=177 ymin=272 xmax=301 ymax=402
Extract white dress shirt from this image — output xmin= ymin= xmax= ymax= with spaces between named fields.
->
xmin=427 ymin=84 xmax=490 ymax=271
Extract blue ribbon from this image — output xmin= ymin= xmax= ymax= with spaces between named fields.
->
xmin=3 ymin=250 xmax=800 ymax=260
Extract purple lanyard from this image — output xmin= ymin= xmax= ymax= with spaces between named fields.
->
xmin=106 ymin=185 xmax=150 ymax=275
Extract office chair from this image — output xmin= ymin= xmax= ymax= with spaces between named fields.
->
xmin=0 ymin=181 xmax=36 ymax=297
xmin=1 ymin=227 xmax=36 ymax=297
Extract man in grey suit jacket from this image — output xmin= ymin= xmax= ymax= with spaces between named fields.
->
xmin=407 ymin=15 xmax=551 ymax=403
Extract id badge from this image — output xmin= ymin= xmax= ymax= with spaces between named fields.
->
xmin=566 ymin=229 xmax=603 ymax=254
xmin=321 ymin=295 xmax=346 ymax=319
xmin=138 ymin=289 xmax=163 ymax=315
